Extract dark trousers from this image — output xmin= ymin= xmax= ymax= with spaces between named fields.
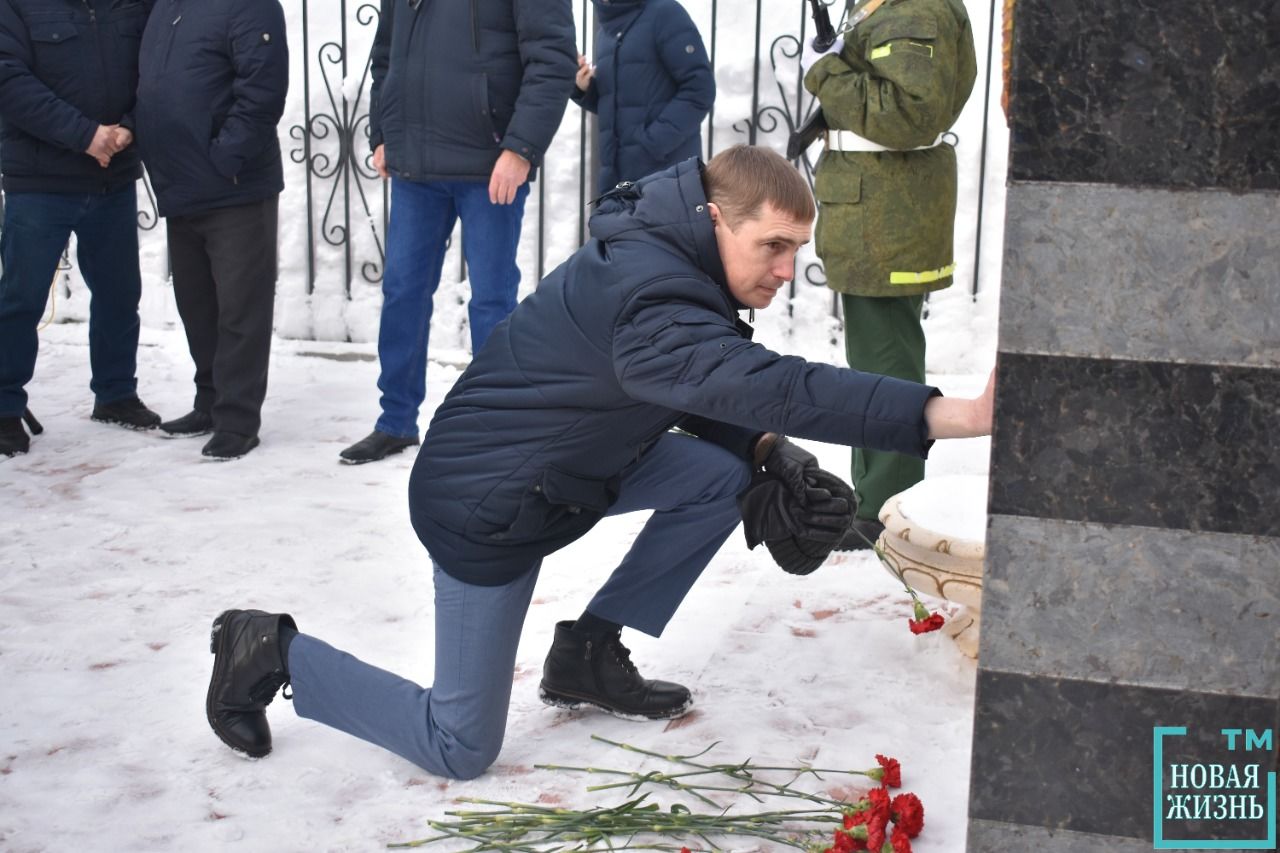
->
xmin=166 ymin=195 xmax=278 ymax=437
xmin=0 ymin=185 xmax=142 ymax=417
xmin=841 ymin=293 xmax=927 ymax=520
xmin=289 ymin=433 xmax=752 ymax=778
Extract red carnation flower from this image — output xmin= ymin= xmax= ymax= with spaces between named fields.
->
xmin=680 ymin=848 xmax=691 ymax=853
xmin=907 ymin=613 xmax=946 ymax=634
xmin=865 ymin=817 xmax=888 ymax=853
xmin=889 ymin=824 xmax=913 ymax=853
xmin=890 ymin=792 xmax=925 ymax=838
xmin=867 ymin=787 xmax=891 ymax=822
xmin=832 ymin=828 xmax=857 ymax=853
xmin=874 ymin=754 xmax=902 ymax=788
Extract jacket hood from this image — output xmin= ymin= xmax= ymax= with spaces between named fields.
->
xmin=587 ymin=158 xmax=735 ymax=304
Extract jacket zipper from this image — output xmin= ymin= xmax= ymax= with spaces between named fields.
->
xmin=83 ymin=0 xmax=111 ymax=190
xmin=162 ymin=0 xmax=181 ymax=69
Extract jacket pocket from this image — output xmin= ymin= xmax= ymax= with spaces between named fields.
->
xmin=28 ymin=20 xmax=83 ymax=83
xmin=490 ymin=467 xmax=618 ymax=543
xmin=813 ymin=161 xmax=863 ymax=267
xmin=866 ymin=17 xmax=938 ymax=60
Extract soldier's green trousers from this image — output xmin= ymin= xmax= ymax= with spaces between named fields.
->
xmin=841 ymin=293 xmax=927 ymax=521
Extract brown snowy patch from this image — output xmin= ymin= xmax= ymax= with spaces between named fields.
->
xmin=789 ymin=626 xmax=816 ymax=638
xmin=89 ymin=660 xmax=122 ymax=670
xmin=536 ymin=792 xmax=562 ymax=804
xmin=207 ymin=811 xmax=229 ymax=821
xmin=824 ymin=783 xmax=870 ymax=803
xmin=810 ymin=608 xmax=840 ymax=620
xmin=147 ymin=642 xmax=167 ymax=652
xmin=663 ymin=709 xmax=702 ymax=731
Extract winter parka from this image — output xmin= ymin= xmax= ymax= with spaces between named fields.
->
xmin=0 ymin=0 xmax=152 ymax=193
xmin=573 ymin=0 xmax=713 ymax=193
xmin=408 ymin=158 xmax=940 ymax=586
xmin=368 ymin=0 xmax=576 ymax=183
xmin=804 ymin=0 xmax=976 ymax=297
xmin=135 ymin=0 xmax=288 ymax=217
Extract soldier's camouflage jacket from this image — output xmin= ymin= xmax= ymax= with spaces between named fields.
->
xmin=805 ymin=0 xmax=976 ymax=297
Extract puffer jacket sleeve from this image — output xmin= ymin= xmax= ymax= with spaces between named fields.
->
xmin=0 ymin=0 xmax=97 ymax=153
xmin=637 ymin=2 xmax=714 ymax=161
xmin=367 ymin=0 xmax=393 ymax=151
xmin=612 ymin=278 xmax=939 ymax=456
xmin=209 ymin=0 xmax=288 ymax=179
xmin=803 ymin=5 xmax=964 ymax=148
xmin=504 ymin=0 xmax=577 ymax=165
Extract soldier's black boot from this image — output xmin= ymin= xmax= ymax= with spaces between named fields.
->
xmin=206 ymin=609 xmax=297 ymax=758
xmin=539 ymin=620 xmax=693 ymax=720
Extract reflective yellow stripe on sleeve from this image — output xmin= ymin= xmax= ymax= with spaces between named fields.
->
xmin=870 ymin=44 xmax=892 ymax=60
xmin=889 ymin=264 xmax=955 ymax=285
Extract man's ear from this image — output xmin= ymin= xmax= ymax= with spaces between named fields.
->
xmin=706 ymin=201 xmax=721 ymax=226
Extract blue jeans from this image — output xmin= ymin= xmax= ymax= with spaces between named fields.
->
xmin=375 ymin=178 xmax=528 ymax=438
xmin=289 ymin=433 xmax=751 ymax=778
xmin=0 ymin=185 xmax=143 ymax=417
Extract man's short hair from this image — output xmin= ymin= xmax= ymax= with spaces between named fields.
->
xmin=702 ymin=145 xmax=816 ymax=229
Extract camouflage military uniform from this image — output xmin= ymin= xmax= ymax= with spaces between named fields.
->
xmin=804 ymin=0 xmax=976 ymax=522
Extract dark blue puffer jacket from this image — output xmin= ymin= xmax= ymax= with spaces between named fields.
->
xmin=0 ymin=0 xmax=152 ymax=193
xmin=369 ymin=0 xmax=576 ymax=183
xmin=573 ymin=0 xmax=713 ymax=192
xmin=135 ymin=0 xmax=287 ymax=217
xmin=409 ymin=158 xmax=939 ymax=586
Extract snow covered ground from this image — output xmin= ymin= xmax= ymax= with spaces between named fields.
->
xmin=2 ymin=319 xmax=992 ymax=852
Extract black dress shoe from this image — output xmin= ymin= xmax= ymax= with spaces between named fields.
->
xmin=539 ymin=621 xmax=693 ymax=720
xmin=339 ymin=430 xmax=419 ymax=464
xmin=207 ymin=609 xmax=297 ymax=758
xmin=834 ymin=517 xmax=887 ymax=551
xmin=160 ymin=410 xmax=213 ymax=437
xmin=91 ymin=395 xmax=161 ymax=429
xmin=202 ymin=431 xmax=260 ymax=460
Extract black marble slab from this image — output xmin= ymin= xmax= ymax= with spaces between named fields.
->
xmin=969 ymin=669 xmax=1279 ymax=840
xmin=990 ymin=353 xmax=1280 ymax=537
xmin=1008 ymin=0 xmax=1280 ymax=190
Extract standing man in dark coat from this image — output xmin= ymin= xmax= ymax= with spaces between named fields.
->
xmin=0 ymin=0 xmax=162 ymax=458
xmin=572 ymin=0 xmax=714 ymax=194
xmin=205 ymin=146 xmax=994 ymax=780
xmin=136 ymin=0 xmax=288 ymax=460
xmin=338 ymin=0 xmax=577 ymax=464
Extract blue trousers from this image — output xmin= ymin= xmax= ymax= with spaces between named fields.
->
xmin=374 ymin=178 xmax=528 ymax=439
xmin=0 ymin=185 xmax=143 ymax=418
xmin=290 ymin=433 xmax=751 ymax=778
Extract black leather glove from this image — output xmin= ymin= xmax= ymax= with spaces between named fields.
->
xmin=737 ymin=470 xmax=852 ymax=550
xmin=760 ymin=436 xmax=818 ymax=500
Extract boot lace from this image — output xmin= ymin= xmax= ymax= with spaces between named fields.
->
xmin=604 ymin=633 xmax=640 ymax=677
xmin=249 ymin=669 xmax=292 ymax=705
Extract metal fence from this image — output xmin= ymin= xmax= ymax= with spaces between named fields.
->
xmin=28 ymin=0 xmax=1004 ymax=339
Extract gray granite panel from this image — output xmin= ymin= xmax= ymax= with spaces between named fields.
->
xmin=1000 ymin=183 xmax=1280 ymax=368
xmin=969 ymin=670 xmax=1279 ymax=839
xmin=1008 ymin=0 xmax=1280 ymax=189
xmin=968 ymin=819 xmax=1156 ymax=853
xmin=990 ymin=353 xmax=1280 ymax=537
xmin=980 ymin=515 xmax=1280 ymax=695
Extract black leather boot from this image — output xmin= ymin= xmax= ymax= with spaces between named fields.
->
xmin=539 ymin=621 xmax=692 ymax=720
xmin=91 ymin=395 xmax=161 ymax=429
xmin=339 ymin=430 xmax=419 ymax=464
xmin=206 ymin=609 xmax=297 ymax=758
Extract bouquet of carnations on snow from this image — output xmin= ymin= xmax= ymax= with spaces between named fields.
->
xmin=392 ymin=738 xmax=929 ymax=852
